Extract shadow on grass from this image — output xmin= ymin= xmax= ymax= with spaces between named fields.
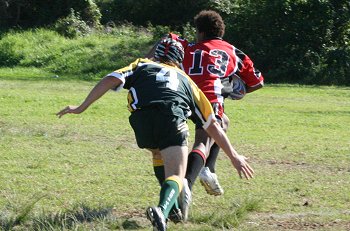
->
xmin=0 ymin=196 xmax=145 ymax=230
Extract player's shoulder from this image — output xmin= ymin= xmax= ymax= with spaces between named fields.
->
xmin=137 ymin=58 xmax=154 ymax=64
xmin=214 ymin=39 xmax=236 ymax=50
xmin=199 ymin=39 xmax=235 ymax=51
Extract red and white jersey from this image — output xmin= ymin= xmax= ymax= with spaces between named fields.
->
xmin=169 ymin=33 xmax=264 ymax=105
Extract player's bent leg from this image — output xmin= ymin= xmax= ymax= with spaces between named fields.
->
xmin=179 ymin=177 xmax=191 ymax=222
xmin=186 ymin=128 xmax=213 ymax=189
xmin=158 ymin=175 xmax=182 ymax=219
xmin=150 ymin=149 xmax=165 ymax=186
xmin=161 ymin=146 xmax=188 ymax=179
xmin=149 ymin=149 xmax=183 ymax=224
xmin=157 ymin=146 xmax=187 ymax=221
xmin=203 ymin=112 xmax=229 ymax=174
xmin=199 ymin=118 xmax=226 ymax=196
xmin=205 ymin=143 xmax=220 ymax=173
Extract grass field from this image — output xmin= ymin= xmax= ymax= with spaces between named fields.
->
xmin=0 ymin=77 xmax=349 ymax=231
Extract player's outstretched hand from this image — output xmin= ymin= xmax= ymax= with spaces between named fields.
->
xmin=231 ymin=154 xmax=254 ymax=179
xmin=56 ymin=105 xmax=81 ymax=118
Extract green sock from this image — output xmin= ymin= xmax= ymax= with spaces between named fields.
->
xmin=158 ymin=178 xmax=180 ymax=218
xmin=153 ymin=164 xmax=180 ymax=214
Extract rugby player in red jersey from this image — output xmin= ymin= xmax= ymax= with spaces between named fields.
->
xmin=147 ymin=10 xmax=263 ymax=222
xmin=172 ymin=10 xmax=264 ymax=220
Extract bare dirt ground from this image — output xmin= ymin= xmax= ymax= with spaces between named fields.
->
xmin=244 ymin=211 xmax=350 ymax=231
xmin=113 ymin=209 xmax=350 ymax=230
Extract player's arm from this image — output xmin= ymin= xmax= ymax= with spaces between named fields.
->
xmin=187 ymin=76 xmax=254 ymax=179
xmin=56 ymin=76 xmax=122 ymax=118
xmin=205 ymin=120 xmax=254 ymax=179
xmin=235 ymin=48 xmax=264 ymax=93
xmin=57 ymin=59 xmax=142 ymax=118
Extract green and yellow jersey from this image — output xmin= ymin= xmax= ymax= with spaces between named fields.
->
xmin=107 ymin=58 xmax=215 ymax=129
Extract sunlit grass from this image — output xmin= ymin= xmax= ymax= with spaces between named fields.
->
xmin=0 ymin=79 xmax=349 ymax=230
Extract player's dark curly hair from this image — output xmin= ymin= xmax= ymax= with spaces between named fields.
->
xmin=194 ymin=10 xmax=225 ymax=38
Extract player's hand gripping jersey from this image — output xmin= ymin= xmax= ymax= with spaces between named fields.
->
xmin=169 ymin=33 xmax=264 ymax=103
xmin=107 ymin=58 xmax=216 ymax=129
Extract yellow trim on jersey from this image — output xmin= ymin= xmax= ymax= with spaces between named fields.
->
xmin=110 ymin=58 xmax=156 ymax=83
xmin=114 ymin=58 xmax=150 ymax=73
xmin=185 ymin=75 xmax=216 ymax=128
xmin=165 ymin=176 xmax=183 ymax=192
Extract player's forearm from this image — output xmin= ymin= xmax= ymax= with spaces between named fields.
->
xmin=78 ymin=76 xmax=121 ymax=112
xmin=205 ymin=120 xmax=254 ymax=179
xmin=205 ymin=121 xmax=238 ymax=160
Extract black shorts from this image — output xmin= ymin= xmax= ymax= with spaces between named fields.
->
xmin=129 ymin=108 xmax=189 ymax=150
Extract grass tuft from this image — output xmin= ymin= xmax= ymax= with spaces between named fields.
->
xmin=192 ymin=198 xmax=261 ymax=229
xmin=0 ymin=194 xmax=47 ymax=230
xmin=31 ymin=204 xmax=114 ymax=230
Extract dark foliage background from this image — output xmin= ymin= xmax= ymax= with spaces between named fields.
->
xmin=0 ymin=0 xmax=349 ymax=85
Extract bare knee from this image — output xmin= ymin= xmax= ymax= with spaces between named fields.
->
xmin=149 ymin=149 xmax=162 ymax=160
xmin=160 ymin=146 xmax=188 ymax=179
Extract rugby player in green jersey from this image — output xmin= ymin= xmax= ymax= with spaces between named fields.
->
xmin=57 ymin=38 xmax=253 ymax=231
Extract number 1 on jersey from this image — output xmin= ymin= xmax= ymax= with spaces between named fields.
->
xmin=188 ymin=49 xmax=229 ymax=77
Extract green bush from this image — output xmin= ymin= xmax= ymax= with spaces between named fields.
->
xmin=1 ymin=0 xmax=348 ymax=85
xmin=222 ymin=0 xmax=350 ymax=86
xmin=0 ymin=38 xmax=23 ymax=67
xmin=147 ymin=24 xmax=172 ymax=42
xmin=182 ymin=22 xmax=196 ymax=43
xmin=54 ymin=9 xmax=92 ymax=38
xmin=0 ymin=0 xmax=102 ymax=29
xmin=321 ymin=47 xmax=350 ymax=85
xmin=83 ymin=0 xmax=102 ymax=28
xmin=97 ymin=0 xmax=208 ymax=28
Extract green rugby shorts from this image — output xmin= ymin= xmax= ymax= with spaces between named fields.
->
xmin=129 ymin=108 xmax=189 ymax=150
